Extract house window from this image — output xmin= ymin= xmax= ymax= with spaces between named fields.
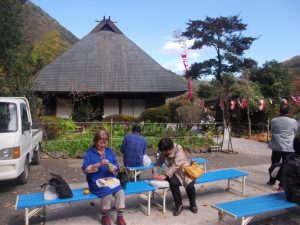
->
xmin=104 ymin=99 xmax=119 ymax=117
xmin=56 ymin=98 xmax=73 ymax=118
xmin=121 ymin=99 xmax=145 ymax=117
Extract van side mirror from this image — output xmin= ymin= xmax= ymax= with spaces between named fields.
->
xmin=22 ymin=121 xmax=31 ymax=132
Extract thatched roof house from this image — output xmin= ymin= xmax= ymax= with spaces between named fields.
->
xmin=34 ymin=17 xmax=186 ymax=118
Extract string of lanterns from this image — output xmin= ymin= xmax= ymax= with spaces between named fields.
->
xmin=220 ymin=96 xmax=300 ymax=112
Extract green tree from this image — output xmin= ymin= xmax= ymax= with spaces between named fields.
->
xmin=30 ymin=31 xmax=70 ymax=71
xmin=231 ymin=70 xmax=263 ymax=137
xmin=0 ymin=0 xmax=25 ymax=95
xmin=181 ymin=15 xmax=257 ymax=127
xmin=250 ymin=60 xmax=292 ymax=98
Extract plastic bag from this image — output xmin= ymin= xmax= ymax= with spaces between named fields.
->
xmin=143 ymin=155 xmax=152 ymax=166
xmin=44 ymin=184 xmax=59 ymax=200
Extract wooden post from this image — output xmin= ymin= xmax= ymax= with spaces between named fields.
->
xmin=110 ymin=118 xmax=113 ymax=147
xmin=267 ymin=118 xmax=270 ymax=142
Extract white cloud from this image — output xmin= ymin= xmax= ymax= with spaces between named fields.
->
xmin=160 ymin=37 xmax=212 ymax=75
xmin=162 ymin=39 xmax=195 ymax=54
xmin=162 ymin=58 xmax=185 ymax=75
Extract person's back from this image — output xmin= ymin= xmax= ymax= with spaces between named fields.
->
xmin=283 ymin=126 xmax=300 ymax=204
xmin=270 ymin=116 xmax=298 ymax=152
xmin=121 ymin=125 xmax=147 ymax=167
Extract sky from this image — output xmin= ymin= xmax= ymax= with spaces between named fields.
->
xmin=31 ymin=0 xmax=300 ymax=75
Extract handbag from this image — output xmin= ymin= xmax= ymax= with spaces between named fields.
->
xmin=117 ymin=169 xmax=129 ymax=190
xmin=48 ymin=173 xmax=73 ymax=199
xmin=181 ymin=146 xmax=205 ymax=180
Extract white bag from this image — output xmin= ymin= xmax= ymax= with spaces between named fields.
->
xmin=143 ymin=155 xmax=152 ymax=166
xmin=44 ymin=184 xmax=59 ymax=200
xmin=149 ymin=180 xmax=169 ymax=188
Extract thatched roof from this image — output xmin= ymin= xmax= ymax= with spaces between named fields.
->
xmin=33 ymin=18 xmax=186 ymax=96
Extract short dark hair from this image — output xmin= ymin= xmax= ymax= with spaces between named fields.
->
xmin=132 ymin=125 xmax=142 ymax=133
xmin=280 ymin=104 xmax=290 ymax=115
xmin=158 ymin=138 xmax=174 ymax=152
xmin=294 ymin=138 xmax=300 ymax=155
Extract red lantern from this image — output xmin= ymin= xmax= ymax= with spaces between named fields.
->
xmin=220 ymin=98 xmax=224 ymax=110
xmin=241 ymin=99 xmax=247 ymax=109
xmin=291 ymin=96 xmax=300 ymax=106
xmin=258 ymin=99 xmax=266 ymax=111
xmin=230 ymin=100 xmax=236 ymax=110
xmin=281 ymin=98 xmax=288 ymax=105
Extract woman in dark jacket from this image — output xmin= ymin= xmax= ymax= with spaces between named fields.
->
xmin=282 ymin=126 xmax=300 ymax=204
xmin=82 ymin=130 xmax=126 ymax=225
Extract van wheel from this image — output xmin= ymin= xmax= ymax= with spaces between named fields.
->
xmin=17 ymin=158 xmax=30 ymax=185
xmin=31 ymin=145 xmax=40 ymax=165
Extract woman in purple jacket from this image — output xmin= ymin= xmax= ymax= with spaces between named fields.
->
xmin=82 ymin=130 xmax=126 ymax=225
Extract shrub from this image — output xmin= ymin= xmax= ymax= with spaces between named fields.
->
xmin=72 ymin=101 xmax=95 ymax=122
xmin=139 ymin=106 xmax=171 ymax=123
xmin=102 ymin=114 xmax=137 ymax=123
xmin=40 ymin=116 xmax=62 ymax=140
xmin=176 ymin=104 xmax=202 ymax=124
xmin=40 ymin=116 xmax=77 ymax=140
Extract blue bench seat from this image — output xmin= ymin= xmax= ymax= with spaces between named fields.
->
xmin=151 ymin=168 xmax=249 ymax=214
xmin=211 ymin=192 xmax=298 ymax=225
xmin=16 ymin=181 xmax=156 ymax=225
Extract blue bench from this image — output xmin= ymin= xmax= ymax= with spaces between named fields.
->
xmin=152 ymin=168 xmax=249 ymax=214
xmin=195 ymin=168 xmax=249 ymax=196
xmin=127 ymin=157 xmax=209 ymax=181
xmin=16 ymin=181 xmax=156 ymax=225
xmin=211 ymin=192 xmax=299 ymax=225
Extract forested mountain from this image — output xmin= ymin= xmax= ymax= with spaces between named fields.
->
xmin=22 ymin=2 xmax=78 ymax=44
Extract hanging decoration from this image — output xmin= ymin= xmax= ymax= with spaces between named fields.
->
xmin=241 ymin=99 xmax=247 ymax=109
xmin=238 ymin=98 xmax=247 ymax=109
xmin=219 ymin=98 xmax=225 ymax=110
xmin=230 ymin=99 xmax=236 ymax=110
xmin=181 ymin=53 xmax=192 ymax=101
xmin=291 ymin=95 xmax=300 ymax=106
xmin=281 ymin=98 xmax=288 ymax=105
xmin=258 ymin=99 xmax=266 ymax=111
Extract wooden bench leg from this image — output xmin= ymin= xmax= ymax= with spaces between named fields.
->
xmin=242 ymin=177 xmax=246 ymax=197
xmin=218 ymin=211 xmax=226 ymax=225
xmin=151 ymin=188 xmax=169 ymax=214
xmin=227 ymin=176 xmax=246 ymax=196
xmin=163 ymin=188 xmax=168 ymax=214
xmin=137 ymin=191 xmax=152 ymax=216
xmin=240 ymin=216 xmax=253 ymax=225
xmin=25 ymin=207 xmax=44 ymax=225
xmin=25 ymin=208 xmax=29 ymax=225
xmin=148 ymin=191 xmax=151 ymax=216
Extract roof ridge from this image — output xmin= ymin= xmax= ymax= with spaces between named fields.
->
xmin=91 ymin=17 xmax=123 ymax=34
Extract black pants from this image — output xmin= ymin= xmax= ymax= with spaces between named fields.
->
xmin=167 ymin=175 xmax=196 ymax=208
xmin=269 ymin=151 xmax=293 ymax=185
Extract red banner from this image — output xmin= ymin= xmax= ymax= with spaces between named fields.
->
xmin=181 ymin=53 xmax=192 ymax=101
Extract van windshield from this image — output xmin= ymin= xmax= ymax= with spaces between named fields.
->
xmin=0 ymin=103 xmax=17 ymax=132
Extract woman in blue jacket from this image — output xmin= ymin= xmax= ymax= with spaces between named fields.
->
xmin=82 ymin=129 xmax=126 ymax=225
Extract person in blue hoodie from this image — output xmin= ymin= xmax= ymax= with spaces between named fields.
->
xmin=82 ymin=129 xmax=126 ymax=225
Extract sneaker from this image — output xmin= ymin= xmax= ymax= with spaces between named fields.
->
xmin=116 ymin=216 xmax=127 ymax=225
xmin=266 ymin=181 xmax=275 ymax=186
xmin=101 ymin=215 xmax=111 ymax=225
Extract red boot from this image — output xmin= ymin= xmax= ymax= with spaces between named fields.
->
xmin=101 ymin=215 xmax=111 ymax=225
xmin=116 ymin=216 xmax=126 ymax=225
